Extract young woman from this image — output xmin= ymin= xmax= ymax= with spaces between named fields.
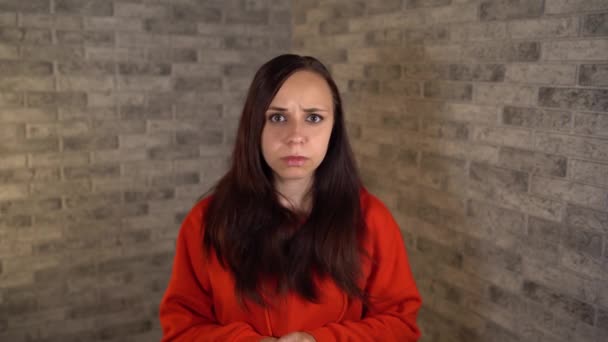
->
xmin=159 ymin=54 xmax=422 ymax=341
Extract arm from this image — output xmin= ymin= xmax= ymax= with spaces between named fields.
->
xmin=305 ymin=202 xmax=422 ymax=341
xmin=159 ymin=207 xmax=264 ymax=342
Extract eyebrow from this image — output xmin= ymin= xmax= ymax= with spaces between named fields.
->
xmin=266 ymin=106 xmax=328 ymax=112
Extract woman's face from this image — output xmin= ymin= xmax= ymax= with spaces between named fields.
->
xmin=261 ymin=70 xmax=335 ymax=185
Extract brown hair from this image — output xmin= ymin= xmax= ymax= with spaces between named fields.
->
xmin=203 ymin=54 xmax=366 ymax=306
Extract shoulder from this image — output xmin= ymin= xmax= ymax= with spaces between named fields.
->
xmin=359 ymin=187 xmax=394 ymax=225
xmin=178 ymin=194 xmax=214 ymax=239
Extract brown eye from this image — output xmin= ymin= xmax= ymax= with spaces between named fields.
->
xmin=306 ymin=113 xmax=323 ymax=123
xmin=269 ymin=113 xmax=286 ymax=123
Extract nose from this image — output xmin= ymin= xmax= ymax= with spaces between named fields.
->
xmin=286 ymin=119 xmax=306 ymax=145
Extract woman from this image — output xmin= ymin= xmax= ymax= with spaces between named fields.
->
xmin=159 ymin=54 xmax=422 ymax=341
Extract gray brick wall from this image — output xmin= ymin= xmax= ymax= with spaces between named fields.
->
xmin=0 ymin=0 xmax=290 ymax=340
xmin=292 ymin=0 xmax=608 ymax=341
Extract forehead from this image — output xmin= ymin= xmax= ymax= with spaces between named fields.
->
xmin=270 ymin=70 xmax=333 ymax=106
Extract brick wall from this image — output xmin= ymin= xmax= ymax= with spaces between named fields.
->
xmin=0 ymin=0 xmax=290 ymax=340
xmin=292 ymin=0 xmax=608 ymax=341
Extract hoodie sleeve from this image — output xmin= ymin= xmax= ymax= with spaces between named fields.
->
xmin=159 ymin=203 xmax=263 ymax=342
xmin=305 ymin=196 xmax=422 ymax=342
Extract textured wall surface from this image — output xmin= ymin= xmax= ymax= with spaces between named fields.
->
xmin=0 ymin=0 xmax=290 ymax=340
xmin=292 ymin=0 xmax=608 ymax=341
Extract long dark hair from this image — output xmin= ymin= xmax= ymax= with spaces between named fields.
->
xmin=203 ymin=54 xmax=366 ymax=306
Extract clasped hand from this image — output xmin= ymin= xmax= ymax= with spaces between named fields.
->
xmin=260 ymin=331 xmax=316 ymax=342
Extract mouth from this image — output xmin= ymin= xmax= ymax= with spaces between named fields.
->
xmin=281 ymin=156 xmax=308 ymax=167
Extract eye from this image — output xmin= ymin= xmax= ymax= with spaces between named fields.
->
xmin=307 ymin=113 xmax=323 ymax=123
xmin=269 ymin=113 xmax=286 ymax=123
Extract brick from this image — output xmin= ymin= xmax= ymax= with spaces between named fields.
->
xmin=348 ymin=80 xmax=379 ymax=93
xmin=171 ymin=35 xmax=224 ymax=49
xmin=571 ymin=159 xmax=608 ymax=187
xmin=225 ymin=36 xmax=270 ymax=49
xmin=470 ymin=162 xmax=528 ymax=193
xmin=57 ymin=75 xmax=114 ymax=92
xmin=148 ymin=146 xmax=200 ymax=160
xmin=425 ymin=3 xmax=479 ymax=24
xmin=472 ymin=125 xmax=534 ymax=149
xmin=174 ymin=77 xmax=222 ymax=92
xmin=505 ymin=64 xmax=575 ymax=85
xmin=148 ymin=48 xmax=197 ymax=63
xmin=366 ymin=0 xmax=401 ymax=14
xmin=21 ymin=13 xmax=83 ymax=30
xmin=508 ymin=17 xmax=578 ymax=39
xmin=64 ymin=164 xmax=120 ymax=179
xmin=85 ymin=16 xmax=142 ymax=31
xmin=582 ymin=13 xmax=608 ymax=36
xmin=0 ymin=124 xmax=24 ymax=142
xmin=579 ymin=64 xmax=608 ymax=86
xmin=0 ymin=0 xmax=49 ymax=13
xmin=562 ymin=225 xmax=603 ymax=259
xmin=117 ymin=76 xmax=172 ymax=92
xmin=463 ymin=42 xmax=540 ymax=62
xmin=114 ymin=2 xmax=170 ymax=18
xmin=546 ymin=0 xmax=608 ymax=14
xmin=118 ymin=62 xmax=171 ymax=76
xmin=172 ymin=4 xmax=221 ymax=22
xmin=27 ymin=91 xmax=87 ymax=107
xmin=409 ymin=28 xmax=448 ymax=45
xmin=116 ymin=32 xmax=171 ymax=48
xmin=467 ymin=199 xmax=526 ymax=237
xmin=0 ymin=138 xmax=58 ymax=154
xmin=55 ymin=0 xmax=113 ymax=16
xmin=381 ymin=80 xmax=421 ymax=96
xmin=226 ymin=9 xmax=269 ymax=25
xmin=539 ymin=87 xmax=608 ymax=112
xmin=176 ymin=130 xmax=223 ymax=145
xmin=63 ymin=136 xmax=118 ymax=151
xmin=0 ymin=198 xmax=61 ymax=215
xmin=144 ymin=19 xmax=197 ymax=34
xmin=0 ymin=43 xmax=18 ymax=59
xmin=87 ymin=46 xmax=145 ymax=61
xmin=120 ymin=105 xmax=171 ymax=120
xmin=0 ymin=184 xmax=28 ymax=200
xmin=416 ymin=236 xmax=463 ymax=268
xmin=92 ymin=148 xmax=147 ymax=164
xmin=349 ymin=12 xmax=424 ymax=32
xmin=0 ymin=60 xmax=52 ymax=76
xmin=21 ymin=44 xmax=84 ymax=61
xmin=464 ymin=238 xmax=522 ymax=273
xmin=0 ymin=155 xmax=27 ymax=170
xmin=402 ymin=64 xmax=449 ymax=80
xmin=91 ymin=120 xmax=145 ymax=135
xmin=449 ymin=64 xmax=505 ymax=82
xmin=365 ymin=29 xmax=402 ymax=46
xmin=420 ymin=119 xmax=469 ymax=140
xmin=423 ymin=44 xmax=462 ymax=62
xmin=364 ymin=64 xmax=401 ymax=80
xmin=419 ymin=153 xmax=467 ymax=194
xmin=423 ymin=81 xmax=472 ymax=101
xmin=543 ymin=40 xmax=608 ymax=61
xmin=120 ymin=133 xmax=171 ymax=149
xmin=0 ymin=27 xmax=51 ymax=43
xmin=31 ymin=179 xmax=90 ymax=197
xmin=502 ymin=106 xmax=571 ymax=132
xmin=0 ymin=92 xmax=22 ymax=106
xmin=0 ymin=76 xmax=54 ymax=92
xmin=26 ymin=120 xmax=88 ymax=139
xmin=522 ymin=280 xmax=595 ymax=324
xmin=56 ymin=30 xmax=114 ymax=45
xmin=29 ymin=152 xmax=88 ymax=167
xmin=574 ymin=112 xmax=608 ymax=137
xmin=536 ymin=132 xmax=608 ymax=160
xmin=498 ymin=147 xmax=567 ymax=177
xmin=480 ymin=0 xmax=543 ymax=20
xmin=531 ymin=176 xmax=607 ymax=210
xmin=405 ymin=0 xmax=448 ymax=8
xmin=475 ymin=84 xmax=537 ymax=106
xmin=450 ymin=22 xmax=508 ymax=41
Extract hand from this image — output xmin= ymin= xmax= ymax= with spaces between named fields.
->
xmin=260 ymin=338 xmax=278 ymax=342
xmin=277 ymin=332 xmax=316 ymax=342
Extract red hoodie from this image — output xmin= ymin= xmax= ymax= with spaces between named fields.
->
xmin=159 ymin=188 xmax=422 ymax=341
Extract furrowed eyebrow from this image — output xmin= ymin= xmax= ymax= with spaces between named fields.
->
xmin=266 ymin=106 xmax=328 ymax=112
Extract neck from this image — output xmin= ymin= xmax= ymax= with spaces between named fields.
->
xmin=274 ymin=176 xmax=313 ymax=214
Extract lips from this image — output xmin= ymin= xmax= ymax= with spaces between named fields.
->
xmin=281 ymin=156 xmax=308 ymax=166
